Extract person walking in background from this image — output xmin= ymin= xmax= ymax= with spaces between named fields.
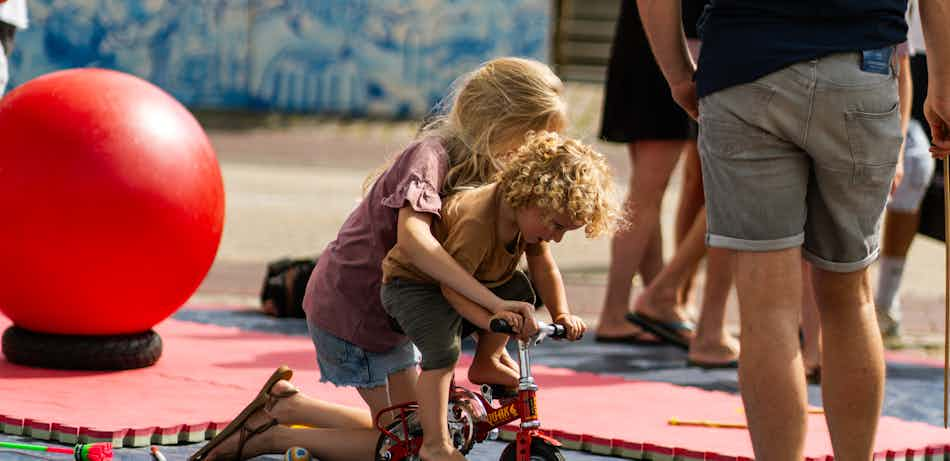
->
xmin=637 ymin=0 xmax=950 ymax=459
xmin=595 ymin=0 xmax=702 ymax=347
xmin=876 ymin=0 xmax=937 ymax=342
xmin=598 ymin=0 xmax=738 ymax=368
xmin=0 ymin=0 xmax=28 ymax=96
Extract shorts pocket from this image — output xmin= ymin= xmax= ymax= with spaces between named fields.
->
xmin=845 ymin=102 xmax=901 ymax=184
xmin=698 ymin=83 xmax=777 ymax=160
xmin=699 ymin=81 xmax=776 ymax=132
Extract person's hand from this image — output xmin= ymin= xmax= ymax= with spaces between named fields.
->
xmin=670 ymin=78 xmax=699 ymax=120
xmin=490 ymin=310 xmax=533 ymax=341
xmin=890 ymin=143 xmax=905 ymax=197
xmin=553 ymin=314 xmax=587 ymax=341
xmin=924 ymin=89 xmax=950 ymax=159
xmin=496 ymin=300 xmax=539 ymax=338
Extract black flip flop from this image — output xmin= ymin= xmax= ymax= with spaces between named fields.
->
xmin=686 ymin=359 xmax=739 ymax=369
xmin=625 ymin=312 xmax=694 ymax=350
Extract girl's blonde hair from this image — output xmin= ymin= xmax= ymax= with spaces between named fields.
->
xmin=498 ymin=131 xmax=621 ymax=238
xmin=364 ymin=57 xmax=566 ymax=194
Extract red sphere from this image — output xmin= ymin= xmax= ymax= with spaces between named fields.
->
xmin=0 ymin=69 xmax=225 ymax=335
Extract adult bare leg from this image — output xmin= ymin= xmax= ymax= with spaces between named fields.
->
xmin=800 ymin=261 xmax=822 ymax=381
xmin=734 ymin=247 xmax=807 ymax=461
xmin=674 ymin=141 xmax=705 ymax=307
xmin=632 ymin=210 xmax=707 ymax=323
xmin=687 ymin=244 xmax=738 ymax=365
xmin=811 ymin=266 xmax=885 ymax=461
xmin=876 ymin=209 xmax=923 ymax=338
xmin=881 ymin=209 xmax=922 ymax=258
xmin=641 ymin=225 xmax=664 ymax=287
xmin=597 ymin=140 xmax=684 ymax=338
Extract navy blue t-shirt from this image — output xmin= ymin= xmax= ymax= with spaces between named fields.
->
xmin=695 ymin=1 xmax=908 ymax=97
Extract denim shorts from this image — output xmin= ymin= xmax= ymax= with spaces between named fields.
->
xmin=309 ymin=323 xmax=420 ymax=388
xmin=698 ymin=51 xmax=901 ymax=272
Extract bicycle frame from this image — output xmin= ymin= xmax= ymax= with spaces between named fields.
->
xmin=374 ymin=322 xmax=564 ymax=461
xmin=478 ymin=332 xmax=561 ymax=461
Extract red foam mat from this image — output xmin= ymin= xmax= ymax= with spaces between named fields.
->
xmin=1 ymin=315 xmax=948 ymax=459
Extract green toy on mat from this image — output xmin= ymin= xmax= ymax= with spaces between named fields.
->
xmin=0 ymin=441 xmax=112 ymax=461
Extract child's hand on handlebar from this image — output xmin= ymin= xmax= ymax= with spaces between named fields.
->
xmin=497 ymin=301 xmax=539 ymax=338
xmin=553 ymin=314 xmax=586 ymax=341
xmin=489 ymin=311 xmax=527 ymax=339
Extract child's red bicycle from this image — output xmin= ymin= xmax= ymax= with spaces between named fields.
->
xmin=374 ymin=319 xmax=567 ymax=461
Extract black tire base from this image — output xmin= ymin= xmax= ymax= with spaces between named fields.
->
xmin=2 ymin=326 xmax=162 ymax=370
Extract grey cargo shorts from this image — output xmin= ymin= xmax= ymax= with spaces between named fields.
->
xmin=698 ymin=51 xmax=902 ymax=272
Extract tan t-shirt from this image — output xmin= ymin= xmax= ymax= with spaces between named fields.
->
xmin=383 ymin=183 xmax=527 ymax=287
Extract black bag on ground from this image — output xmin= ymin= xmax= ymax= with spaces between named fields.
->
xmin=260 ymin=257 xmax=317 ymax=318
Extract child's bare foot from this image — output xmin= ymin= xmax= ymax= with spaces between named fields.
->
xmin=499 ymin=349 xmax=519 ymax=374
xmin=468 ymin=353 xmax=519 ymax=387
xmin=420 ymin=441 xmax=467 ymax=461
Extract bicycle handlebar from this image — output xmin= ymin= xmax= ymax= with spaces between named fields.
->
xmin=489 ymin=318 xmax=566 ymax=339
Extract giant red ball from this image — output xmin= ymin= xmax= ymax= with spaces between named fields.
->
xmin=0 ymin=68 xmax=225 ymax=335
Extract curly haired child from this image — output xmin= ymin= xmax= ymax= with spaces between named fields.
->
xmin=381 ymin=131 xmax=620 ymax=461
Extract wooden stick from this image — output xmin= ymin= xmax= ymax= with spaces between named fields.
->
xmin=668 ymin=417 xmax=747 ymax=429
xmin=944 ymin=159 xmax=949 ymax=429
xmin=736 ymin=406 xmax=823 ymax=414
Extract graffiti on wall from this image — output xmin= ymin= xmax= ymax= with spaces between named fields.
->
xmin=8 ymin=0 xmax=551 ymax=117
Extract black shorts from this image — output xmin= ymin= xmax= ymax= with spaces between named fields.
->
xmin=599 ymin=0 xmax=695 ymax=143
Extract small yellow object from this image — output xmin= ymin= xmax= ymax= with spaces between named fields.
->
xmin=668 ymin=417 xmax=747 ymax=429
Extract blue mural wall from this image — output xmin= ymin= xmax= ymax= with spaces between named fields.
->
xmin=7 ymin=0 xmax=552 ymax=117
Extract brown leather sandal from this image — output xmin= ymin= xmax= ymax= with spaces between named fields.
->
xmin=189 ymin=365 xmax=298 ymax=461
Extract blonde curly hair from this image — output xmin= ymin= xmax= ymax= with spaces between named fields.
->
xmin=497 ymin=132 xmax=621 ymax=238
